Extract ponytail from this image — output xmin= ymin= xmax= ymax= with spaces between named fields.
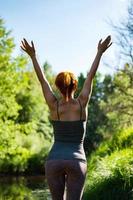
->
xmin=55 ymin=71 xmax=78 ymax=101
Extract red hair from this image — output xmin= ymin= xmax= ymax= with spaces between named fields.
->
xmin=55 ymin=71 xmax=78 ymax=101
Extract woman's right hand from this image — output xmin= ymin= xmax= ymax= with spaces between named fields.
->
xmin=21 ymin=38 xmax=36 ymax=58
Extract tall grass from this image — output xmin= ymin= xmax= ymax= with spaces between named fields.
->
xmin=83 ymin=127 xmax=133 ymax=200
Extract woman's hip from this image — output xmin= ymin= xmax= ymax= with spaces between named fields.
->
xmin=45 ymin=159 xmax=87 ymax=177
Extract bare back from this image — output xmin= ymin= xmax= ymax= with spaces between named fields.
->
xmin=50 ymin=98 xmax=88 ymax=121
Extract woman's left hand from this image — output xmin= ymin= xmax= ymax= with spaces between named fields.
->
xmin=98 ymin=35 xmax=112 ymax=53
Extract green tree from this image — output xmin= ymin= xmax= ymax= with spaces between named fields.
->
xmin=99 ymin=0 xmax=133 ymax=138
xmin=112 ymin=0 xmax=133 ymax=62
xmin=100 ymin=63 xmax=133 ymax=134
xmin=0 ymin=18 xmax=31 ymax=172
xmin=0 ymin=18 xmax=52 ymax=173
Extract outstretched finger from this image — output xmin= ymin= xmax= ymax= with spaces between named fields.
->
xmin=98 ymin=39 xmax=102 ymax=45
xmin=31 ymin=40 xmax=35 ymax=51
xmin=107 ymin=42 xmax=113 ymax=49
xmin=21 ymin=40 xmax=26 ymax=48
xmin=105 ymin=35 xmax=111 ymax=44
xmin=20 ymin=46 xmax=26 ymax=51
xmin=23 ymin=38 xmax=30 ymax=47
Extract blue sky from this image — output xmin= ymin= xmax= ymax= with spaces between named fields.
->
xmin=0 ymin=0 xmax=129 ymax=77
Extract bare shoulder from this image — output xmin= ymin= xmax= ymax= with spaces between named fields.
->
xmin=76 ymin=95 xmax=88 ymax=109
xmin=75 ymin=97 xmax=88 ymax=120
xmin=48 ymin=98 xmax=58 ymax=111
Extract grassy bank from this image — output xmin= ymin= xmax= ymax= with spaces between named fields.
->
xmin=83 ymin=127 xmax=133 ymax=200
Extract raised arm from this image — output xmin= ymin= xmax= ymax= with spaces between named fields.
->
xmin=21 ymin=39 xmax=57 ymax=109
xmin=78 ymin=35 xmax=112 ymax=107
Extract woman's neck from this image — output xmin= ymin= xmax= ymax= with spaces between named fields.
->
xmin=61 ymin=95 xmax=74 ymax=103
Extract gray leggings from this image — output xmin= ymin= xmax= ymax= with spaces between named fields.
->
xmin=45 ymin=159 xmax=87 ymax=200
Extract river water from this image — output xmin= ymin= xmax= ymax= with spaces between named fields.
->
xmin=0 ymin=175 xmax=52 ymax=200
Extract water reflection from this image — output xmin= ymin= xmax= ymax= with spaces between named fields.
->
xmin=0 ymin=176 xmax=51 ymax=200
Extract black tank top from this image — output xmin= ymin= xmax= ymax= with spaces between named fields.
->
xmin=46 ymin=99 xmax=87 ymax=163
